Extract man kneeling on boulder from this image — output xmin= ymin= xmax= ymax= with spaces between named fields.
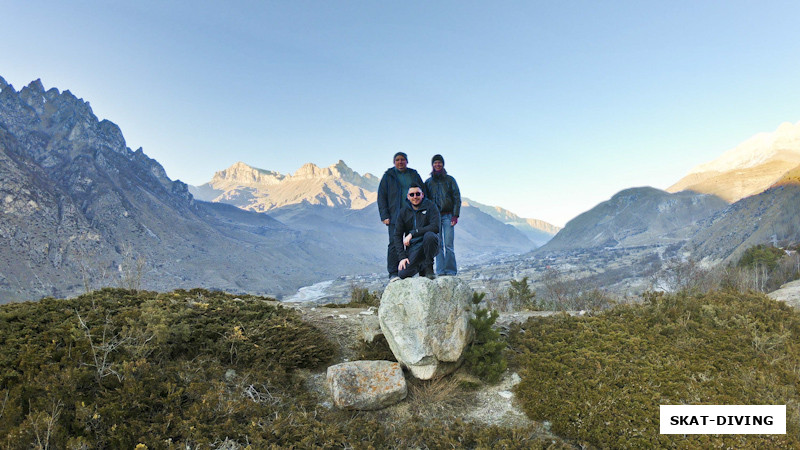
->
xmin=393 ymin=184 xmax=440 ymax=280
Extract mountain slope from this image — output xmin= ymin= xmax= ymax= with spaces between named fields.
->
xmin=536 ymin=187 xmax=728 ymax=253
xmin=771 ymin=162 xmax=800 ymax=187
xmin=462 ymin=198 xmax=560 ymax=246
xmin=668 ymin=121 xmax=800 ymax=202
xmin=0 ymin=78 xmax=382 ymax=302
xmin=689 ymin=183 xmax=800 ymax=264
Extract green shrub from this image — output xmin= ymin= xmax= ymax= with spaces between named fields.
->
xmin=508 ymin=277 xmax=537 ymax=310
xmin=738 ymin=244 xmax=786 ymax=270
xmin=464 ymin=292 xmax=507 ymax=383
xmin=0 ymin=288 xmax=335 ymax=448
xmin=325 ymin=283 xmax=381 ymax=308
xmin=509 ymin=290 xmax=800 ymax=448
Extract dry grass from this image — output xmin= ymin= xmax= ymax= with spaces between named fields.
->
xmin=405 ymin=372 xmax=474 ymax=420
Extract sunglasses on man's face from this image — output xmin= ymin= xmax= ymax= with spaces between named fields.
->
xmin=408 ymin=192 xmax=422 ymax=197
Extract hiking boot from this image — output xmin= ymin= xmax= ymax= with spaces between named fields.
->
xmin=424 ymin=272 xmax=436 ymax=280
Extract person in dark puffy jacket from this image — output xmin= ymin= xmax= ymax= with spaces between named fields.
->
xmin=392 ymin=184 xmax=440 ymax=279
xmin=378 ymin=152 xmax=425 ymax=279
xmin=424 ymin=154 xmax=461 ymax=276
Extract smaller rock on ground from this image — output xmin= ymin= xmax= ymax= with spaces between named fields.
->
xmin=327 ymin=360 xmax=407 ymax=410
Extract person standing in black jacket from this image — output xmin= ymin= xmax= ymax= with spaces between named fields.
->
xmin=392 ymin=184 xmax=440 ymax=280
xmin=425 ymin=154 xmax=461 ymax=276
xmin=378 ymin=152 xmax=425 ymax=279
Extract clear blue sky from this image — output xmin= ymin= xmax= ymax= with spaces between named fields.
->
xmin=3 ymin=1 xmax=800 ymax=227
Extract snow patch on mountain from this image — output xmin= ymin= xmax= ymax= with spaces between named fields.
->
xmin=688 ymin=121 xmax=800 ymax=174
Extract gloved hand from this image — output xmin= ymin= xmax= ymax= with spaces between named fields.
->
xmin=451 ymin=216 xmax=458 ymax=226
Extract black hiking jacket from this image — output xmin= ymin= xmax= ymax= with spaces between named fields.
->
xmin=392 ymin=198 xmax=440 ymax=260
xmin=425 ymin=171 xmax=461 ymax=216
xmin=378 ymin=167 xmax=425 ymax=222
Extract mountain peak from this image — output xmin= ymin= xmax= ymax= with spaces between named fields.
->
xmin=688 ymin=121 xmax=800 ymax=175
xmin=28 ymin=79 xmax=45 ymax=93
xmin=212 ymin=162 xmax=284 ymax=185
xmin=668 ymin=120 xmax=800 ymax=202
xmin=292 ymin=160 xmax=360 ymax=180
xmin=293 ymin=162 xmax=325 ymax=178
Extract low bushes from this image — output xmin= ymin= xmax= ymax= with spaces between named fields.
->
xmin=508 ymin=290 xmax=800 ymax=448
xmin=0 ymin=288 xmax=564 ymax=449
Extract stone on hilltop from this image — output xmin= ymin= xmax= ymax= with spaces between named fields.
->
xmin=327 ymin=360 xmax=406 ymax=410
xmin=378 ymin=276 xmax=474 ymax=380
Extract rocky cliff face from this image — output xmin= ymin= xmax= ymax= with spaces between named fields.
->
xmin=0 ymin=78 xmax=382 ymax=302
xmin=191 ymin=160 xmax=379 ymax=211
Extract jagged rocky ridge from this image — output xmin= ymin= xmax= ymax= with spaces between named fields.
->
xmin=191 ymin=160 xmax=380 ymax=210
xmin=0 ymin=78 xmax=384 ymax=302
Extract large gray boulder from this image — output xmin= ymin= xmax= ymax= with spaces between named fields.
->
xmin=327 ymin=360 xmax=407 ymax=410
xmin=378 ymin=276 xmax=474 ymax=379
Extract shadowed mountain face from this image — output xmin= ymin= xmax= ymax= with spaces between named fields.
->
xmin=536 ymin=187 xmax=728 ymax=254
xmin=0 ymin=78 xmax=383 ymax=302
xmin=688 ymin=184 xmax=800 ymax=264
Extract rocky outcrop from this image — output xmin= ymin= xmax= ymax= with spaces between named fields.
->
xmin=190 ymin=160 xmax=378 ymax=211
xmin=769 ymin=279 xmax=800 ymax=309
xmin=326 ymin=360 xmax=406 ymax=410
xmin=378 ymin=277 xmax=474 ymax=380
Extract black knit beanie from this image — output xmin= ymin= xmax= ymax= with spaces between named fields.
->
xmin=431 ymin=154 xmax=444 ymax=166
xmin=393 ymin=152 xmax=408 ymax=161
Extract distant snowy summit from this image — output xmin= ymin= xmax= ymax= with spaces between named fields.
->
xmin=668 ymin=121 xmax=800 ymax=202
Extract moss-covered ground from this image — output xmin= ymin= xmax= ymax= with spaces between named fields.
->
xmin=508 ymin=290 xmax=800 ymax=448
xmin=5 ymin=287 xmax=795 ymax=448
xmin=0 ymin=288 xmax=564 ymax=449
